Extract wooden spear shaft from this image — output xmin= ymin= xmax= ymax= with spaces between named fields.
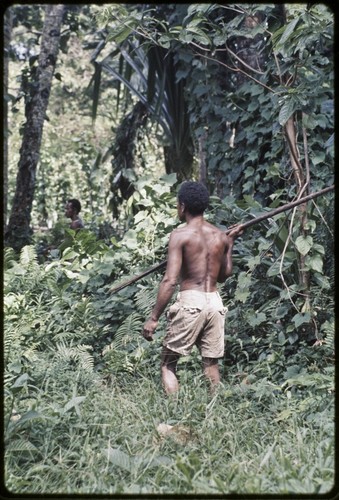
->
xmin=109 ymin=185 xmax=334 ymax=294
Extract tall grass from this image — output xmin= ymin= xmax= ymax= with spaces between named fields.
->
xmin=5 ymin=363 xmax=334 ymax=496
xmin=4 ymin=236 xmax=334 ymax=497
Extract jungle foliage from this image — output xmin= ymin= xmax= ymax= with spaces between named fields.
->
xmin=4 ymin=175 xmax=335 ymax=495
xmin=4 ymin=3 xmax=335 ymax=496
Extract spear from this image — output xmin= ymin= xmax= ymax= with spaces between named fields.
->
xmin=109 ymin=185 xmax=334 ymax=294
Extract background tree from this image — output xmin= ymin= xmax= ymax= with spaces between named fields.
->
xmin=5 ymin=4 xmax=65 ymax=251
xmin=3 ymin=7 xmax=12 ymax=238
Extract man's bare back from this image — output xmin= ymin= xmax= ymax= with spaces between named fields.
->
xmin=170 ymin=218 xmax=233 ymax=293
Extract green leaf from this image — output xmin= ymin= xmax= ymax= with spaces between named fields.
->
xmin=64 ymin=396 xmax=86 ymax=414
xmin=213 ymin=34 xmax=227 ymax=46
xmin=276 ymin=17 xmax=300 ymax=47
xmin=283 ymin=373 xmax=333 ymax=390
xmin=214 ymin=475 xmax=227 ymax=492
xmin=312 ymin=273 xmax=330 ymax=289
xmin=234 ymin=272 xmax=251 ymax=303
xmin=247 ymin=312 xmax=267 ymax=327
xmin=62 ymin=248 xmax=78 ymax=260
xmin=292 ymin=312 xmax=311 ymax=328
xmin=275 ymin=305 xmax=289 ymax=319
xmin=186 ymin=26 xmax=211 ymax=46
xmin=278 ymin=97 xmax=298 ymax=126
xmin=267 ymin=258 xmax=293 ymax=277
xmin=302 ymin=113 xmax=317 ymax=129
xmin=78 ymin=271 xmax=91 ymax=283
xmin=11 ymin=265 xmax=26 ymax=276
xmin=10 ymin=410 xmax=43 ymax=430
xmin=187 ymin=4 xmax=214 ymax=16
xmin=312 ymin=243 xmax=325 ymax=255
xmin=304 ymin=219 xmax=316 ymax=232
xmin=242 ymin=195 xmax=262 ymax=209
xmin=107 ymin=447 xmax=132 ymax=472
xmin=311 ymin=151 xmax=326 ymax=165
xmin=288 ymin=332 xmax=298 ymax=344
xmin=278 ymin=331 xmax=286 ymax=344
xmin=246 ymin=255 xmax=261 ymax=271
xmin=107 ymin=25 xmax=134 ymax=45
xmin=7 ymin=361 xmax=22 ymax=375
xmin=64 ymin=270 xmax=79 ymax=280
xmin=295 ymin=235 xmax=313 ymax=256
xmin=305 ymin=254 xmax=323 ymax=273
xmin=325 ymin=133 xmax=334 ymax=149
xmin=11 ymin=373 xmax=31 ymax=388
xmin=159 ymin=173 xmax=177 ymax=186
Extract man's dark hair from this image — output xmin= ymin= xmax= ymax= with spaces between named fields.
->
xmin=178 ymin=181 xmax=209 ymax=215
xmin=68 ymin=198 xmax=81 ymax=213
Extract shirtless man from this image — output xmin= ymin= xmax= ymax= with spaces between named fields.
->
xmin=65 ymin=199 xmax=84 ymax=230
xmin=142 ymin=181 xmax=243 ymax=394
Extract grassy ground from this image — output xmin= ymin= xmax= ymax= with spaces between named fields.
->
xmin=5 ymin=362 xmax=335 ymax=496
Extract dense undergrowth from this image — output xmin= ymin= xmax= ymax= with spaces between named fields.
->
xmin=4 ymin=176 xmax=335 ymax=496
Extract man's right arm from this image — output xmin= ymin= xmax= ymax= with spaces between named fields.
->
xmin=142 ymin=231 xmax=183 ymax=340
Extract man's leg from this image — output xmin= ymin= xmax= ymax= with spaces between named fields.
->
xmin=161 ymin=346 xmax=181 ymax=394
xmin=202 ymin=357 xmax=220 ymax=388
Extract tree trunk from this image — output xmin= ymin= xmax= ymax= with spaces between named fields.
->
xmin=163 ymin=143 xmax=194 ymax=181
xmin=284 ymin=114 xmax=311 ymax=311
xmin=5 ymin=4 xmax=65 ymax=251
xmin=3 ymin=8 xmax=12 ymax=238
xmin=110 ymin=101 xmax=148 ymax=217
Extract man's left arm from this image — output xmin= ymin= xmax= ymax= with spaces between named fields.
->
xmin=142 ymin=232 xmax=183 ymax=341
xmin=218 ymin=224 xmax=244 ymax=282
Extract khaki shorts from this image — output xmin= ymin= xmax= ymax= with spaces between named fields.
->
xmin=163 ymin=290 xmax=227 ymax=358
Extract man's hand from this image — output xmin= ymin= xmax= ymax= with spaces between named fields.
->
xmin=142 ymin=318 xmax=158 ymax=341
xmin=227 ymin=223 xmax=244 ymax=239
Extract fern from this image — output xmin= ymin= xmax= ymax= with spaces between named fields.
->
xmin=4 ymin=247 xmax=17 ymax=270
xmin=75 ymin=344 xmax=94 ymax=371
xmin=54 ymin=341 xmax=94 ymax=372
xmin=5 ymin=438 xmax=40 ymax=454
xmin=20 ymin=245 xmax=39 ymax=268
xmin=321 ymin=319 xmax=334 ymax=351
xmin=103 ymin=312 xmax=143 ymax=354
xmin=4 ymin=370 xmax=17 ymax=390
xmin=5 ymin=245 xmax=44 ymax=294
xmin=4 ymin=329 xmax=14 ymax=361
xmin=134 ymin=285 xmax=159 ymax=316
xmin=22 ymin=345 xmax=39 ymax=363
